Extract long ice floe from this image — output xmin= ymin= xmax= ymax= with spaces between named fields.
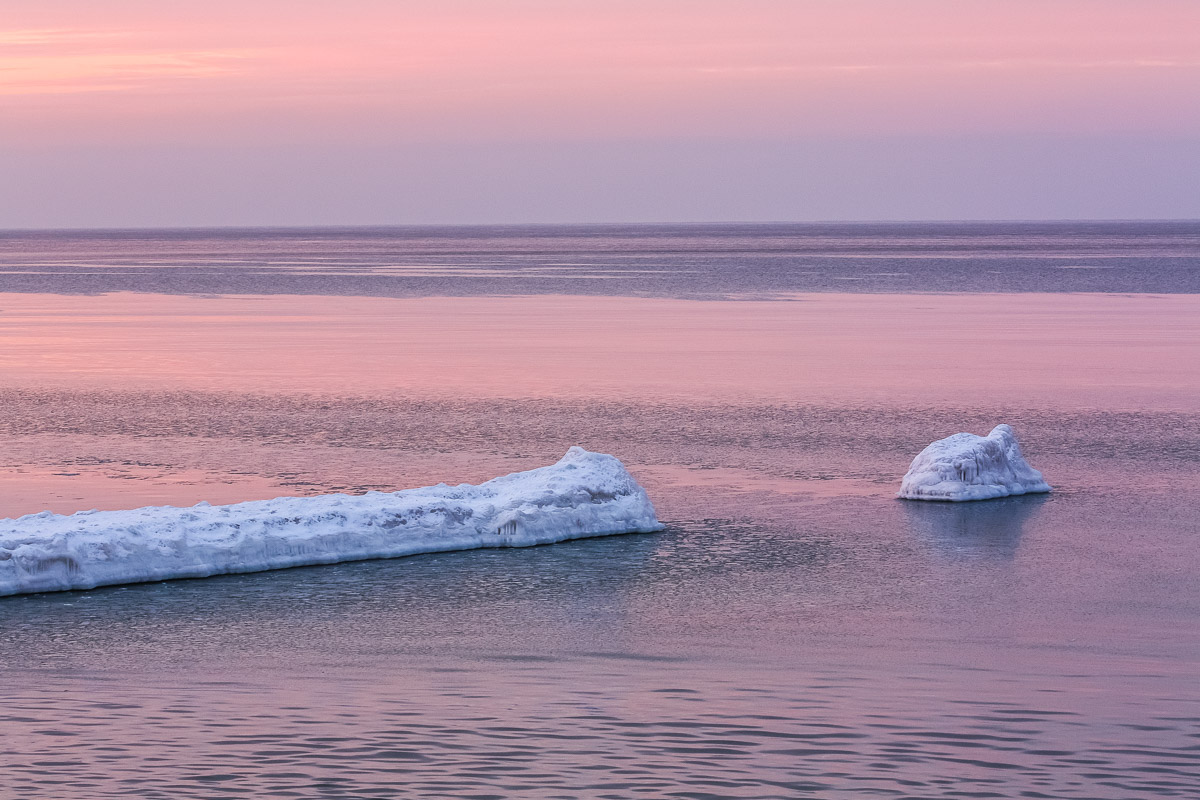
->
xmin=0 ymin=447 xmax=664 ymax=597
xmin=898 ymin=424 xmax=1052 ymax=502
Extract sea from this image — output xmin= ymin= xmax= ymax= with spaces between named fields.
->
xmin=1 ymin=222 xmax=1198 ymax=799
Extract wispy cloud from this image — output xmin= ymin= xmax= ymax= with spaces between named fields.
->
xmin=0 ymin=28 xmax=131 ymax=46
xmin=697 ymin=58 xmax=1200 ymax=76
xmin=0 ymin=28 xmax=262 ymax=96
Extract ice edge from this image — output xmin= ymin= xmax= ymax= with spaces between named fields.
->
xmin=0 ymin=447 xmax=665 ymax=598
xmin=897 ymin=424 xmax=1052 ymax=502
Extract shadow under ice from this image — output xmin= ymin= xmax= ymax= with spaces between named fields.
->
xmin=902 ymin=494 xmax=1050 ymax=562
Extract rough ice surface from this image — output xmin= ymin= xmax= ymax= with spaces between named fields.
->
xmin=0 ymin=447 xmax=664 ymax=598
xmin=898 ymin=424 xmax=1052 ymax=502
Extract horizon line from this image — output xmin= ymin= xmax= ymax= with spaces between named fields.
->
xmin=3 ymin=217 xmax=1199 ymax=235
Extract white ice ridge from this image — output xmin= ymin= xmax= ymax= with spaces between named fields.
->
xmin=0 ymin=447 xmax=665 ymax=598
xmin=898 ymin=424 xmax=1052 ymax=502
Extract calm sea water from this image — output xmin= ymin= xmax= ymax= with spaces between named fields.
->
xmin=1 ymin=224 xmax=1198 ymax=798
xmin=1 ymin=221 xmax=1198 ymax=296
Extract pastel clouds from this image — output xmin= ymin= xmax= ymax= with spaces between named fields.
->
xmin=2 ymin=1 xmax=1199 ymax=226
xmin=0 ymin=33 xmax=259 ymax=96
xmin=2 ymin=1 xmax=1199 ymax=145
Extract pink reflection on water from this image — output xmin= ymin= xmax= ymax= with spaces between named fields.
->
xmin=0 ymin=465 xmax=288 ymax=518
xmin=1 ymin=292 xmax=1197 ymax=411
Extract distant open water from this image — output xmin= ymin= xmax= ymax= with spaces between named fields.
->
xmin=0 ymin=221 xmax=1198 ymax=296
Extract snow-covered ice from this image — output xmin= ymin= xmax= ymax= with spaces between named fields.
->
xmin=898 ymin=424 xmax=1052 ymax=502
xmin=0 ymin=447 xmax=664 ymax=597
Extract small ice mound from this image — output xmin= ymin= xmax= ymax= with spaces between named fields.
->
xmin=898 ymin=424 xmax=1051 ymax=502
xmin=0 ymin=447 xmax=665 ymax=598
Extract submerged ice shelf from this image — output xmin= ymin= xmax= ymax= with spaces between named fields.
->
xmin=898 ymin=424 xmax=1052 ymax=502
xmin=0 ymin=447 xmax=665 ymax=597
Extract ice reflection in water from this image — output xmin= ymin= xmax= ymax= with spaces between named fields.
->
xmin=903 ymin=494 xmax=1050 ymax=562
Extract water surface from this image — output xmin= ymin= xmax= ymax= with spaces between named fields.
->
xmin=1 ymin=221 xmax=1198 ymax=297
xmin=1 ymin=224 xmax=1198 ymax=798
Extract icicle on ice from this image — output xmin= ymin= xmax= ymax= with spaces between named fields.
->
xmin=898 ymin=424 xmax=1052 ymax=502
xmin=0 ymin=447 xmax=665 ymax=597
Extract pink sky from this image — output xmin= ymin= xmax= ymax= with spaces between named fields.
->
xmin=2 ymin=1 xmax=1199 ymax=225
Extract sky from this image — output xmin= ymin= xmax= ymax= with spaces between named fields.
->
xmin=2 ymin=0 xmax=1198 ymax=227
